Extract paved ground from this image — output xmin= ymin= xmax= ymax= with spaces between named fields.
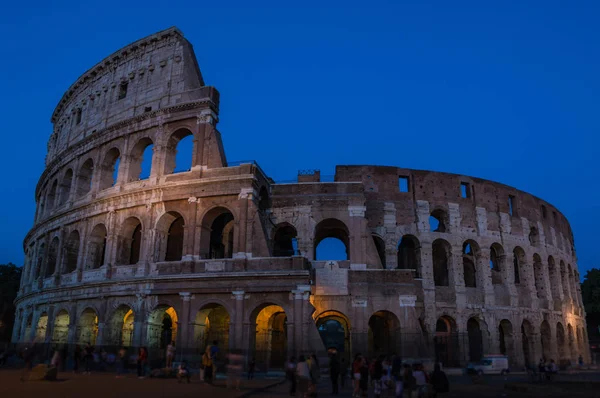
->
xmin=0 ymin=369 xmax=283 ymax=398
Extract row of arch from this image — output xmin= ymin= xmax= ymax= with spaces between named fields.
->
xmin=37 ymin=128 xmax=195 ymax=221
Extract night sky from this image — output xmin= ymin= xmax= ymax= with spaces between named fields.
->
xmin=1 ymin=1 xmax=598 ymax=279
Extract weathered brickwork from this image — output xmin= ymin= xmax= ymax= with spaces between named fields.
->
xmin=13 ymin=27 xmax=589 ymax=368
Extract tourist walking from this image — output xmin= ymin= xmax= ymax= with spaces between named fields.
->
xmin=202 ymin=349 xmax=213 ymax=384
xmin=296 ymin=355 xmax=311 ymax=398
xmin=286 ymin=356 xmax=297 ymax=395
xmin=372 ymin=356 xmax=384 ymax=398
xmin=83 ymin=342 xmax=94 ymax=374
xmin=359 ymin=357 xmax=369 ymax=397
xmin=116 ymin=347 xmax=127 ymax=378
xmin=412 ymin=363 xmax=428 ymax=398
xmin=177 ymin=360 xmax=191 ymax=383
xmin=166 ymin=341 xmax=175 ymax=368
xmin=402 ymin=364 xmax=415 ymax=398
xmin=137 ymin=347 xmax=147 ymax=378
xmin=352 ymin=354 xmax=362 ymax=398
xmin=329 ymin=352 xmax=341 ymax=396
xmin=430 ymin=363 xmax=449 ymax=397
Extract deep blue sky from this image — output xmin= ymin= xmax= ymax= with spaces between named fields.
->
xmin=0 ymin=1 xmax=598 ymax=279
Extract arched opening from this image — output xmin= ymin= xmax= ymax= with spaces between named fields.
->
xmin=529 ymin=227 xmax=540 ymax=247
xmin=99 ymin=147 xmax=121 ymax=190
xmin=314 ymin=218 xmax=350 ymax=261
xmin=513 ymin=247 xmax=525 ymax=285
xmin=117 ymin=217 xmax=142 ymax=265
xmin=193 ymin=304 xmax=230 ymax=355
xmin=557 ymin=322 xmax=567 ymax=363
xmin=86 ymin=224 xmax=107 ymax=269
xmin=24 ymin=314 xmax=33 ymax=342
xmin=372 ymin=235 xmax=386 ymax=268
xmin=430 ymin=209 xmax=448 ymax=232
xmin=533 ymin=254 xmax=545 ymax=299
xmin=540 ymin=320 xmax=551 ymax=361
xmin=432 ymin=239 xmax=451 ymax=286
xmin=467 ymin=317 xmax=483 ymax=362
xmin=34 ymin=243 xmax=46 ymax=280
xmin=560 ymin=261 xmax=570 ymax=299
xmin=156 ymin=212 xmax=185 ymax=262
xmin=368 ymin=311 xmax=400 ymax=358
xmin=62 ymin=230 xmax=80 ymax=273
xmin=77 ymin=308 xmax=98 ymax=345
xmin=462 ymin=241 xmax=478 ymax=288
xmin=490 ymin=243 xmax=504 ymax=285
xmin=548 ymin=256 xmax=561 ymax=301
xmin=35 ymin=312 xmax=48 ymax=341
xmin=568 ymin=324 xmax=575 ymax=360
xmin=46 ymin=180 xmax=58 ymax=213
xmin=165 ymin=129 xmax=193 ymax=174
xmin=128 ymin=138 xmax=154 ymax=181
xmin=434 ymin=316 xmax=458 ymax=367
xmin=147 ymin=306 xmax=178 ymax=349
xmin=397 ymin=235 xmax=421 ymax=275
xmin=316 ymin=311 xmax=351 ymax=362
xmin=75 ymin=158 xmax=94 ymax=198
xmin=58 ymin=169 xmax=73 ymax=203
xmin=252 ymin=304 xmax=287 ymax=370
xmin=521 ymin=320 xmax=534 ymax=367
xmin=199 ymin=207 xmax=235 ymax=259
xmin=106 ymin=305 xmax=134 ymax=348
xmin=499 ymin=320 xmax=514 ymax=363
xmin=272 ymin=223 xmax=298 ymax=257
xmin=52 ymin=310 xmax=70 ymax=345
xmin=45 ymin=237 xmax=59 ymax=278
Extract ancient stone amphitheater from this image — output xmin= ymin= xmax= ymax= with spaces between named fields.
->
xmin=13 ymin=27 xmax=589 ymax=369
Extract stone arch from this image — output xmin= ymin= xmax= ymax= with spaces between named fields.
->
xmin=314 ymin=218 xmax=350 ymax=261
xmin=499 ymin=319 xmax=515 ymax=364
xmin=45 ymin=237 xmax=60 ymax=277
xmin=432 ymin=239 xmax=451 ymax=286
xmin=533 ymin=254 xmax=545 ymax=299
xmin=146 ymin=305 xmax=178 ymax=349
xmin=315 ymin=310 xmax=352 ymax=361
xmin=86 ymin=223 xmax=107 ymax=269
xmin=165 ymin=128 xmax=193 ymax=174
xmin=77 ymin=307 xmax=98 ymax=345
xmin=250 ymin=303 xmax=288 ymax=370
xmin=368 ymin=310 xmax=400 ymax=358
xmin=521 ymin=319 xmax=535 ymax=367
xmin=98 ymin=147 xmax=121 ymax=190
xmin=127 ymin=137 xmax=154 ymax=181
xmin=467 ymin=317 xmax=484 ymax=362
xmin=556 ymin=322 xmax=567 ymax=363
xmin=540 ymin=320 xmax=551 ymax=361
xmin=156 ymin=211 xmax=185 ymax=262
xmin=272 ymin=222 xmax=297 ymax=257
xmin=75 ymin=158 xmax=94 ymax=198
xmin=46 ymin=179 xmax=58 ymax=213
xmin=52 ymin=309 xmax=70 ymax=345
xmin=435 ymin=315 xmax=458 ymax=367
xmin=430 ymin=208 xmax=449 ymax=232
xmin=62 ymin=230 xmax=80 ymax=273
xmin=577 ymin=327 xmax=585 ymax=359
xmin=490 ymin=243 xmax=504 ymax=285
xmin=35 ymin=312 xmax=48 ymax=341
xmin=513 ymin=246 xmax=526 ymax=285
xmin=199 ymin=206 xmax=235 ymax=259
xmin=462 ymin=240 xmax=480 ymax=288
xmin=548 ymin=256 xmax=561 ymax=301
xmin=372 ymin=234 xmax=386 ymax=268
xmin=24 ymin=313 xmax=33 ymax=342
xmin=193 ymin=303 xmax=231 ymax=354
xmin=567 ymin=323 xmax=575 ymax=360
xmin=529 ymin=226 xmax=540 ymax=247
xmin=58 ymin=168 xmax=73 ymax=203
xmin=106 ymin=304 xmax=135 ymax=347
xmin=397 ymin=235 xmax=421 ymax=275
xmin=560 ymin=260 xmax=569 ymax=298
xmin=34 ymin=242 xmax=46 ymax=280
xmin=117 ymin=217 xmax=143 ymax=265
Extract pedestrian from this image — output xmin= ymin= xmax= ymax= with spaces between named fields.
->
xmin=83 ymin=342 xmax=94 ymax=374
xmin=73 ymin=345 xmax=81 ymax=373
xmin=296 ymin=355 xmax=311 ymax=398
xmin=116 ymin=347 xmax=127 ymax=378
xmin=329 ymin=352 xmax=340 ymax=396
xmin=202 ymin=349 xmax=213 ymax=384
xmin=248 ymin=357 xmax=256 ymax=380
xmin=50 ymin=349 xmax=62 ymax=369
xmin=309 ymin=354 xmax=320 ymax=397
xmin=20 ymin=344 xmax=35 ymax=382
xmin=166 ymin=341 xmax=175 ymax=369
xmin=286 ymin=356 xmax=297 ymax=396
xmin=137 ymin=347 xmax=147 ymax=379
xmin=546 ymin=359 xmax=558 ymax=382
xmin=538 ymin=358 xmax=546 ymax=382
xmin=359 ymin=356 xmax=369 ymax=397
xmin=340 ymin=357 xmax=348 ymax=389
xmin=402 ymin=364 xmax=415 ymax=398
xmin=352 ymin=354 xmax=362 ymax=398
xmin=578 ymin=355 xmax=584 ymax=368
xmin=207 ymin=340 xmax=219 ymax=381
xmin=177 ymin=360 xmax=191 ymax=383
xmin=372 ymin=356 xmax=384 ymax=398
xmin=391 ymin=354 xmax=403 ymax=397
xmin=430 ymin=363 xmax=449 ymax=397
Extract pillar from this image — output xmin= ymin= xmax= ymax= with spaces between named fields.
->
xmin=235 ymin=189 xmax=251 ymax=257
xmin=232 ymin=291 xmax=245 ymax=350
xmin=348 ymin=206 xmax=367 ymax=269
xmin=178 ymin=292 xmax=191 ymax=351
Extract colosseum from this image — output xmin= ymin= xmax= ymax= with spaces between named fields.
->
xmin=12 ymin=27 xmax=590 ymax=370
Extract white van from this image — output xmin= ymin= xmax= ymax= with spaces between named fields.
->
xmin=467 ymin=355 xmax=510 ymax=375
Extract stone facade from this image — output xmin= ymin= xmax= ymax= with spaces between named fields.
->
xmin=13 ymin=27 xmax=589 ymax=369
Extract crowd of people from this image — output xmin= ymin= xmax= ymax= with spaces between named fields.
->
xmin=286 ymin=352 xmax=449 ymax=398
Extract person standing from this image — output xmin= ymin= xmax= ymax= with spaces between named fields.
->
xmin=296 ymin=355 xmax=311 ymax=398
xmin=166 ymin=341 xmax=175 ymax=369
xmin=352 ymin=354 xmax=362 ymax=398
xmin=208 ymin=340 xmax=219 ymax=380
xmin=202 ymin=350 xmax=213 ymax=384
xmin=83 ymin=343 xmax=94 ymax=374
xmin=137 ymin=347 xmax=147 ymax=379
xmin=329 ymin=353 xmax=341 ymax=396
xmin=248 ymin=357 xmax=256 ymax=380
xmin=430 ymin=363 xmax=449 ymax=397
xmin=359 ymin=357 xmax=369 ymax=398
xmin=286 ymin=356 xmax=297 ymax=396
xmin=372 ymin=356 xmax=384 ymax=398
xmin=73 ymin=345 xmax=81 ymax=373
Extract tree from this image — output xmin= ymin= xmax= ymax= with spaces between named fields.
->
xmin=582 ymin=268 xmax=600 ymax=342
xmin=0 ymin=263 xmax=22 ymax=342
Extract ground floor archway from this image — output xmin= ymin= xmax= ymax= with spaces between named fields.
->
xmin=252 ymin=304 xmax=287 ymax=370
xmin=77 ymin=308 xmax=98 ymax=345
xmin=106 ymin=305 xmax=134 ymax=348
xmin=35 ymin=313 xmax=48 ymax=341
xmin=521 ymin=320 xmax=535 ymax=367
xmin=368 ymin=311 xmax=400 ymax=358
xmin=467 ymin=317 xmax=483 ymax=362
xmin=147 ymin=306 xmax=178 ymax=349
xmin=193 ymin=304 xmax=230 ymax=354
xmin=499 ymin=319 xmax=515 ymax=365
xmin=316 ymin=311 xmax=351 ymax=362
xmin=52 ymin=310 xmax=70 ymax=345
xmin=434 ymin=316 xmax=458 ymax=367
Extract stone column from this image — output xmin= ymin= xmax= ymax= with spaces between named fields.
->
xmin=504 ymin=251 xmax=519 ymax=306
xmin=149 ymin=141 xmax=166 ymax=181
xmin=291 ymin=290 xmax=303 ymax=356
xmin=133 ymin=295 xmax=146 ymax=348
xmin=77 ymin=221 xmax=89 ymax=281
xmin=478 ymin=250 xmax=495 ymax=306
xmin=232 ymin=291 xmax=245 ymax=350
xmin=67 ymin=303 xmax=78 ymax=345
xmin=351 ymin=298 xmax=369 ymax=356
xmin=348 ymin=205 xmax=367 ymax=269
xmin=235 ymin=189 xmax=252 ymax=257
xmin=19 ymin=308 xmax=30 ymax=342
xmin=178 ymin=292 xmax=192 ymax=351
xmin=45 ymin=306 xmax=55 ymax=344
